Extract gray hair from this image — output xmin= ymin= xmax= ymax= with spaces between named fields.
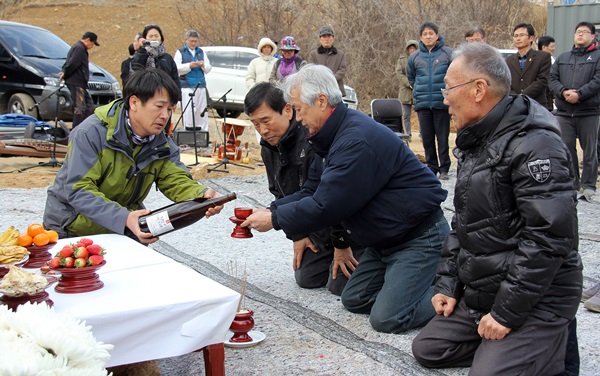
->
xmin=452 ymin=43 xmax=510 ymax=98
xmin=185 ymin=30 xmax=200 ymax=39
xmin=277 ymin=64 xmax=343 ymax=107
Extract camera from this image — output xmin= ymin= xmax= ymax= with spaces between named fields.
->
xmin=143 ymin=40 xmax=160 ymax=48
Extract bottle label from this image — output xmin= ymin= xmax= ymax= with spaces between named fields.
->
xmin=145 ymin=211 xmax=174 ymax=236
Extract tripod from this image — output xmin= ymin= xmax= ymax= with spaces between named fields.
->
xmin=18 ymin=84 xmax=66 ymax=172
xmin=208 ymin=89 xmax=254 ymax=173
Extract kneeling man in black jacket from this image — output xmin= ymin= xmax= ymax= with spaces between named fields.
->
xmin=412 ymin=42 xmax=582 ymax=375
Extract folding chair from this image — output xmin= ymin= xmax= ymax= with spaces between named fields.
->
xmin=370 ymin=98 xmax=410 ymax=145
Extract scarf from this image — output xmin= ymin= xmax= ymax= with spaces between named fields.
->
xmin=278 ymin=54 xmax=298 ymax=78
xmin=144 ymin=44 xmax=167 ymax=68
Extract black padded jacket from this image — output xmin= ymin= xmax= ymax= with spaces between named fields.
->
xmin=435 ymin=95 xmax=582 ymax=329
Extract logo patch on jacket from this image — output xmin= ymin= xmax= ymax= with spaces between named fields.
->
xmin=527 ymin=159 xmax=551 ymax=183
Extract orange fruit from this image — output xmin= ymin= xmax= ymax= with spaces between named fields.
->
xmin=45 ymin=230 xmax=59 ymax=243
xmin=33 ymin=233 xmax=50 ymax=247
xmin=27 ymin=224 xmax=45 ymax=238
xmin=17 ymin=234 xmax=33 ymax=247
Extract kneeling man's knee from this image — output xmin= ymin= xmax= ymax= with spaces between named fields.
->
xmin=411 ymin=335 xmax=437 ymax=368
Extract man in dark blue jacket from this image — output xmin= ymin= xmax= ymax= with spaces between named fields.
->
xmin=244 ymin=82 xmax=362 ymax=295
xmin=242 ymin=64 xmax=449 ymax=333
xmin=408 ymin=22 xmax=453 ymax=180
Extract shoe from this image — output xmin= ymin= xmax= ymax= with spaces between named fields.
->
xmin=584 ymin=289 xmax=600 ymax=313
xmin=582 ymin=282 xmax=600 ymax=302
xmin=578 ymin=188 xmax=595 ymax=201
xmin=439 ymin=172 xmax=449 ymax=180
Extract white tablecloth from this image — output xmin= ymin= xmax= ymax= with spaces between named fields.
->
xmin=47 ymin=234 xmax=239 ymax=367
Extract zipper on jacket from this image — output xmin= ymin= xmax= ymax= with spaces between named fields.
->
xmin=126 ymin=169 xmax=157 ymax=207
xmin=97 ymin=162 xmax=113 ymax=187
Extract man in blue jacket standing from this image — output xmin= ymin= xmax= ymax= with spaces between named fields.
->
xmin=408 ymin=22 xmax=453 ymax=180
xmin=242 ymin=64 xmax=449 ymax=334
xmin=174 ymin=30 xmax=212 ymax=131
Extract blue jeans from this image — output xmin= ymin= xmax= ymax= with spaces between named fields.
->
xmin=417 ymin=108 xmax=451 ymax=175
xmin=341 ymin=213 xmax=449 ymax=333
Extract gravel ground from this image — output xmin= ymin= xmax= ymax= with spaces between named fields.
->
xmin=0 ymin=171 xmax=598 ymax=375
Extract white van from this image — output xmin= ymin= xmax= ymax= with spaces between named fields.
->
xmin=202 ymin=46 xmax=358 ymax=118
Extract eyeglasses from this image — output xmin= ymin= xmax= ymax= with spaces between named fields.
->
xmin=513 ymin=33 xmax=529 ymax=39
xmin=575 ymin=30 xmax=592 ymax=35
xmin=441 ymin=78 xmax=490 ymax=99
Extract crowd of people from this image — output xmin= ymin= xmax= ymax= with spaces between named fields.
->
xmin=49 ymin=20 xmax=599 ymax=375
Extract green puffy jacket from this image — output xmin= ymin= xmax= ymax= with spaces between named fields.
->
xmin=43 ymin=99 xmax=207 ymax=238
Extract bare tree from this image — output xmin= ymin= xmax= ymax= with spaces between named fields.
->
xmin=176 ymin=0 xmax=547 ymax=111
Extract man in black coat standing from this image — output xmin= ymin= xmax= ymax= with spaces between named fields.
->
xmin=412 ymin=42 xmax=582 ymax=375
xmin=549 ymin=21 xmax=600 ymax=202
xmin=61 ymin=31 xmax=99 ymax=128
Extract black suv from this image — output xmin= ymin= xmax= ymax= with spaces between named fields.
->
xmin=0 ymin=21 xmax=121 ymax=121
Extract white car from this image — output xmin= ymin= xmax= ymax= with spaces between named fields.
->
xmin=202 ymin=46 xmax=358 ymax=118
xmin=498 ymin=49 xmax=518 ymax=59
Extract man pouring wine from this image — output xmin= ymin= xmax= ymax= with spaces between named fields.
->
xmin=43 ymin=68 xmax=225 ymax=244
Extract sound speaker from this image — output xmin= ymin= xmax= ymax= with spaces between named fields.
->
xmin=173 ymin=130 xmax=209 ymax=147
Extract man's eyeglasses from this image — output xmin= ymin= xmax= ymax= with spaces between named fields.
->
xmin=513 ymin=33 xmax=529 ymax=39
xmin=441 ymin=78 xmax=490 ymax=99
xmin=575 ymin=30 xmax=592 ymax=35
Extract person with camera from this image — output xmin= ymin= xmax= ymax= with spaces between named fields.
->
xmin=131 ymin=24 xmax=181 ymax=100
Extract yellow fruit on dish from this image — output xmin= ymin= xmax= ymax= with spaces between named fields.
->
xmin=17 ymin=234 xmax=33 ymax=247
xmin=33 ymin=233 xmax=50 ymax=247
xmin=45 ymin=230 xmax=59 ymax=243
xmin=27 ymin=224 xmax=45 ymax=238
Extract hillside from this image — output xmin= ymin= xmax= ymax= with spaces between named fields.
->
xmin=7 ymin=0 xmax=190 ymax=83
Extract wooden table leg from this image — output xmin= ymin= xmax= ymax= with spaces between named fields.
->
xmin=203 ymin=343 xmax=225 ymax=376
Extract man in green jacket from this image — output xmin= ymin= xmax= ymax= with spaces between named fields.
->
xmin=43 ymin=68 xmax=223 ymax=244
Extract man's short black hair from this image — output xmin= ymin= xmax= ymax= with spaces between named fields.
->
xmin=575 ymin=21 xmax=596 ymax=35
xmin=128 ymin=43 xmax=135 ymax=56
xmin=419 ymin=22 xmax=439 ymax=36
xmin=465 ymin=27 xmax=486 ymax=39
xmin=244 ymin=82 xmax=286 ymax=115
xmin=538 ymin=35 xmax=555 ymax=50
xmin=513 ymin=23 xmax=535 ymax=37
xmin=123 ymin=68 xmax=180 ymax=109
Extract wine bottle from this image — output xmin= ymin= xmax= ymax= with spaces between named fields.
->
xmin=138 ymin=193 xmax=237 ymax=236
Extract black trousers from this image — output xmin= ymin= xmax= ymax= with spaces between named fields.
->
xmin=416 ymin=108 xmax=451 ymax=175
xmin=294 ymin=231 xmax=363 ymax=296
xmin=412 ymin=299 xmax=570 ymax=376
xmin=67 ymin=84 xmax=94 ymax=128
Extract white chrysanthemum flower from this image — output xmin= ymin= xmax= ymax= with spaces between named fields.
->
xmin=0 ymin=303 xmax=113 ymax=375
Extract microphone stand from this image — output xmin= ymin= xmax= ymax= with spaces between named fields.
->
xmin=208 ymin=89 xmax=254 ymax=173
xmin=18 ymin=84 xmax=66 ymax=172
xmin=185 ymin=82 xmax=203 ymax=167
